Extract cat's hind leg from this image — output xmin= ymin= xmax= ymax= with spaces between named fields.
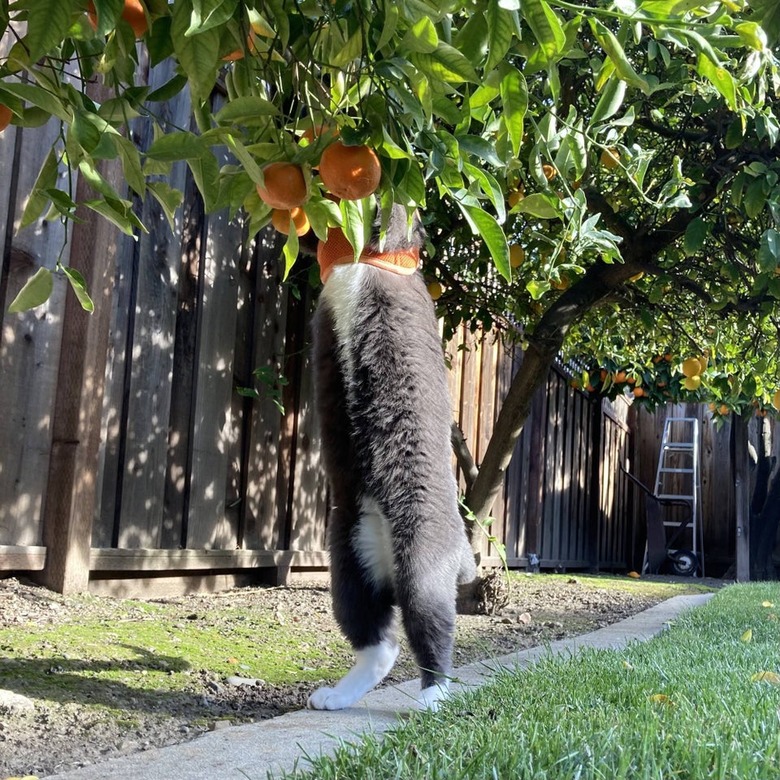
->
xmin=307 ymin=500 xmax=398 ymax=710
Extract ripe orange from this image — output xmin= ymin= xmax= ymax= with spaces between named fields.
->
xmin=271 ymin=207 xmax=310 ymax=236
xmin=0 ymin=104 xmax=12 ymax=132
xmin=633 ymin=386 xmax=645 ymax=397
xmin=613 ymin=371 xmax=627 ymax=383
xmin=542 ymin=164 xmax=557 ymax=181
xmin=88 ymin=0 xmax=148 ymax=37
xmin=719 ymin=404 xmax=729 ymax=415
xmin=509 ymin=244 xmax=525 ymax=268
xmin=222 ymin=47 xmax=245 ymax=62
xmin=256 ymin=162 xmax=308 ymax=210
xmin=427 ymin=281 xmax=443 ymax=300
xmin=600 ymin=148 xmax=620 ymax=170
xmin=319 ymin=142 xmax=381 ymax=201
xmin=508 ymin=188 xmax=524 ymax=208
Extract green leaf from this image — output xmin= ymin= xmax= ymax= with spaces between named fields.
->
xmin=696 ymin=53 xmax=738 ymax=112
xmin=589 ymin=77 xmax=627 ymax=127
xmin=375 ymin=5 xmax=399 ymax=51
xmin=463 ymin=162 xmax=506 ymax=223
xmin=148 ymin=182 xmax=184 ymax=231
xmin=499 ymin=64 xmax=527 ymax=157
xmin=72 ymin=110 xmax=103 ymax=154
xmin=744 ymin=178 xmax=768 ymax=219
xmin=78 ymin=159 xmax=122 ymax=200
xmin=114 ymin=136 xmax=146 ymax=196
xmin=456 ymin=135 xmax=503 ymax=167
xmin=514 ymin=192 xmax=560 ymax=219
xmin=304 ymin=197 xmax=341 ymax=242
xmin=61 ymin=266 xmax=95 ymax=313
xmin=215 ymin=96 xmax=279 ymax=125
xmin=486 ymin=0 xmax=515 ymax=72
xmin=23 ymin=0 xmax=77 ymax=62
xmin=0 ymin=81 xmax=70 ymax=122
xmin=735 ymin=21 xmax=768 ymax=50
xmin=84 ymin=198 xmax=145 ymax=236
xmin=171 ymin=0 xmax=221 ymax=101
xmin=147 ymin=74 xmax=189 ymax=103
xmin=758 ymin=229 xmax=780 ymax=272
xmin=146 ymin=132 xmax=208 ymax=161
xmin=461 ymin=205 xmax=511 ymax=282
xmin=340 ymin=198 xmax=375 ymax=262
xmin=281 ymin=229 xmax=299 ymax=281
xmin=683 ymin=217 xmax=709 ymax=256
xmin=20 ymin=149 xmax=59 ymax=229
xmin=188 ymin=0 xmax=238 ymax=36
xmin=187 ymin=151 xmax=221 ymax=212
xmin=589 ymin=19 xmax=652 ymax=96
xmin=527 ymin=279 xmax=551 ymax=299
xmin=402 ymin=17 xmax=439 ymax=54
xmin=521 ymin=0 xmax=565 ymax=63
xmin=7 ymin=267 xmax=54 ymax=313
xmin=224 ymin=135 xmax=263 ymax=184
xmin=410 ymin=43 xmax=479 ymax=84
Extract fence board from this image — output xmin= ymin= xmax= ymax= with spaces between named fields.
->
xmin=186 ymin=208 xmax=245 ymax=549
xmin=0 ymin=116 xmax=71 ymax=548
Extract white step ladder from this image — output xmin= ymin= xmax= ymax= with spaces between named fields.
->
xmin=653 ymin=417 xmax=704 ymax=576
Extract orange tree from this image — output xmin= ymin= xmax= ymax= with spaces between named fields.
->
xmin=1 ymin=0 xmax=779 ymax=561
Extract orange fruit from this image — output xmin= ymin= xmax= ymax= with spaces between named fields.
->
xmin=509 ymin=244 xmax=525 ymax=268
xmin=222 ymin=47 xmax=245 ymax=61
xmin=427 ymin=281 xmax=443 ymax=300
xmin=542 ymin=164 xmax=557 ymax=181
xmin=319 ymin=142 xmax=381 ymax=201
xmin=613 ymin=371 xmax=627 ymax=383
xmin=600 ymin=148 xmax=620 ymax=169
xmin=256 ymin=162 xmax=308 ymax=210
xmin=88 ymin=0 xmax=148 ymax=37
xmin=682 ymin=357 xmax=703 ymax=378
xmin=271 ymin=207 xmax=310 ymax=236
xmin=719 ymin=404 xmax=729 ymax=415
xmin=508 ymin=188 xmax=524 ymax=208
xmin=683 ymin=375 xmax=701 ymax=391
xmin=633 ymin=386 xmax=645 ymax=397
xmin=0 ymin=104 xmax=12 ymax=132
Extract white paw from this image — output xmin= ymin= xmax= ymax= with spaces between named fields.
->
xmin=307 ymin=686 xmax=355 ymax=710
xmin=418 ymin=683 xmax=450 ymax=711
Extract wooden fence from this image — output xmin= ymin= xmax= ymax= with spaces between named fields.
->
xmin=0 ymin=60 xmax=639 ymax=594
xmin=633 ymin=403 xmax=780 ymax=576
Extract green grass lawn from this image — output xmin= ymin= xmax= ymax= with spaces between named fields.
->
xmin=285 ymin=582 xmax=780 ymax=780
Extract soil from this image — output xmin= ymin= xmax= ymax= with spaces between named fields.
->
xmin=0 ymin=574 xmax=716 ymax=779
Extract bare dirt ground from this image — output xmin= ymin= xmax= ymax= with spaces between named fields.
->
xmin=0 ymin=574 xmax=718 ymax=779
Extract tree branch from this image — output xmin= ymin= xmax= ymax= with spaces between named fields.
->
xmin=451 ymin=422 xmax=479 ymax=493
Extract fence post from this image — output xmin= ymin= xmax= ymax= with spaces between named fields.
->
xmin=37 ymin=111 xmax=121 ymax=593
xmin=586 ymin=397 xmax=603 ymax=571
xmin=733 ymin=414 xmax=751 ymax=582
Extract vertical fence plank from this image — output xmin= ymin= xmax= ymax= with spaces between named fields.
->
xmin=0 ymin=116 xmax=71 ymax=548
xmin=242 ymin=232 xmax=289 ymax=550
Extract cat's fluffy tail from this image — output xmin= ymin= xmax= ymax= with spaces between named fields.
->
xmin=457 ymin=541 xmax=478 ymax=584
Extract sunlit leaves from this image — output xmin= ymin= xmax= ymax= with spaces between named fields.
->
xmin=171 ymin=0 xmax=220 ymax=101
xmin=6 ymin=267 xmax=54 ymax=314
xmin=521 ymin=0 xmax=565 ymax=64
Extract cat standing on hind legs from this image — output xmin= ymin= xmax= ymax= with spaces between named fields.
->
xmin=307 ymin=206 xmax=476 ymax=712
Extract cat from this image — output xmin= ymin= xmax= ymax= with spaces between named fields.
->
xmin=306 ymin=205 xmax=476 ymax=712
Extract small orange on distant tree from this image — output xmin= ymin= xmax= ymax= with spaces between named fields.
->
xmin=719 ymin=404 xmax=730 ymax=415
xmin=633 ymin=386 xmax=645 ymax=397
xmin=427 ymin=281 xmax=443 ymax=300
xmin=319 ymin=141 xmax=381 ymax=201
xmin=271 ymin=207 xmax=310 ymax=236
xmin=256 ymin=162 xmax=308 ymax=210
xmin=508 ymin=187 xmax=524 ymax=208
xmin=509 ymin=244 xmax=525 ymax=268
xmin=600 ymin=148 xmax=620 ymax=170
xmin=0 ymin=104 xmax=12 ymax=132
xmin=87 ymin=0 xmax=148 ymax=37
xmin=542 ymin=163 xmax=557 ymax=181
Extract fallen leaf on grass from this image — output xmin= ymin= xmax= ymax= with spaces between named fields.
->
xmin=751 ymin=671 xmax=780 ymax=685
xmin=518 ymin=612 xmax=532 ymax=625
xmin=741 ymin=628 xmax=753 ymax=643
xmin=622 ymin=660 xmax=634 ymax=670
xmin=627 ymin=571 xmax=641 ymax=579
xmin=762 ymin=601 xmax=775 ymax=608
xmin=648 ymin=693 xmax=674 ymax=705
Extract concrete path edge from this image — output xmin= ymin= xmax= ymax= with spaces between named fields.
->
xmin=44 ymin=593 xmax=714 ymax=780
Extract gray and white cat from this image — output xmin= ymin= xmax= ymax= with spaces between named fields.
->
xmin=307 ymin=206 xmax=476 ymax=711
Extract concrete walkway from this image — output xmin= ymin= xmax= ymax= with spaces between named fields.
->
xmin=45 ymin=594 xmax=713 ymax=780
